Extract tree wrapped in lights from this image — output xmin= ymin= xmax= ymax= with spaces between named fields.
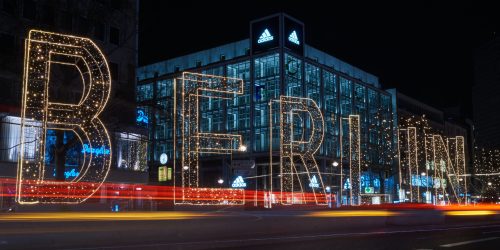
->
xmin=17 ymin=30 xmax=111 ymax=204
xmin=473 ymin=147 xmax=500 ymax=201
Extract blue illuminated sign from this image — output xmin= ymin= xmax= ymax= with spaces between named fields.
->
xmin=232 ymin=176 xmax=247 ymax=188
xmin=309 ymin=175 xmax=320 ymax=188
xmin=52 ymin=168 xmax=80 ymax=179
xmin=344 ymin=178 xmax=351 ymax=190
xmin=257 ymin=29 xmax=274 ymax=44
xmin=81 ymin=144 xmax=110 ymax=155
xmin=288 ymin=30 xmax=300 ymax=45
xmin=136 ymin=109 xmax=148 ymax=125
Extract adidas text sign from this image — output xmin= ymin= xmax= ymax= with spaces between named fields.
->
xmin=288 ymin=30 xmax=300 ymax=45
xmin=257 ymin=29 xmax=274 ymax=44
xmin=309 ymin=175 xmax=320 ymax=188
xmin=232 ymin=176 xmax=247 ymax=188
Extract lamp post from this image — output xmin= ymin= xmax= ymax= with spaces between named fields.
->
xmin=331 ymin=161 xmax=340 ymax=207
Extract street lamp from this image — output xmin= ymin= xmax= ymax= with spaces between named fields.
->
xmin=183 ymin=166 xmax=189 ymax=170
xmin=218 ymin=178 xmax=224 ymax=185
xmin=488 ymin=182 xmax=492 ymax=186
xmin=421 ymin=172 xmax=426 ymax=176
xmin=239 ymin=145 xmax=247 ymax=152
xmin=331 ymin=160 xmax=340 ymax=207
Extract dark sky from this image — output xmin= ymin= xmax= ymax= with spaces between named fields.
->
xmin=139 ymin=1 xmax=500 ymax=118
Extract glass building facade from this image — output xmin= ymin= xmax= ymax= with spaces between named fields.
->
xmin=137 ymin=14 xmax=396 ymax=203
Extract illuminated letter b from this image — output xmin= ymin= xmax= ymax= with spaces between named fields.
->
xmin=16 ymin=30 xmax=112 ymax=204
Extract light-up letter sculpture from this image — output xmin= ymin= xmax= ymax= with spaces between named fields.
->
xmin=407 ymin=127 xmax=419 ymax=202
xmin=453 ymin=136 xmax=467 ymax=205
xmin=432 ymin=135 xmax=466 ymax=205
xmin=279 ymin=96 xmax=326 ymax=205
xmin=177 ymin=72 xmax=244 ymax=205
xmin=16 ymin=30 xmax=111 ymax=204
xmin=347 ymin=115 xmax=361 ymax=206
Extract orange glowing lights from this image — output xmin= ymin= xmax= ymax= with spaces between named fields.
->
xmin=17 ymin=30 xmax=112 ymax=204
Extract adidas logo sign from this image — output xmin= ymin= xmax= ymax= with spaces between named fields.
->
xmin=257 ymin=29 xmax=274 ymax=44
xmin=288 ymin=30 xmax=300 ymax=45
xmin=232 ymin=176 xmax=247 ymax=188
xmin=309 ymin=175 xmax=319 ymax=188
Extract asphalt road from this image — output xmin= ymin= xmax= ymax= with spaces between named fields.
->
xmin=1 ymin=210 xmax=499 ymax=250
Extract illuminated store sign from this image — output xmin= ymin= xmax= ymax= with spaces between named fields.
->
xmin=136 ymin=109 xmax=148 ymax=125
xmin=53 ymin=168 xmax=80 ymax=179
xmin=167 ymin=167 xmax=172 ymax=181
xmin=157 ymin=166 xmax=172 ymax=181
xmin=251 ymin=16 xmax=279 ymax=54
xmin=309 ymin=175 xmax=320 ymax=188
xmin=158 ymin=166 xmax=167 ymax=182
xmin=232 ymin=176 xmax=247 ymax=188
xmin=257 ymin=29 xmax=274 ymax=44
xmin=344 ymin=178 xmax=351 ymax=190
xmin=284 ymin=16 xmax=304 ymax=55
xmin=288 ymin=30 xmax=300 ymax=45
xmin=81 ymin=144 xmax=110 ymax=155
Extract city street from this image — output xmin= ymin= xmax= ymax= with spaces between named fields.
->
xmin=1 ymin=210 xmax=499 ymax=249
xmin=1 ymin=1 xmax=500 ymax=250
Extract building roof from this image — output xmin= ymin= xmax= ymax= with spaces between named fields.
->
xmin=137 ymin=39 xmax=380 ymax=88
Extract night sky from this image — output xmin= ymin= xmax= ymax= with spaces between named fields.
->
xmin=139 ymin=1 xmax=499 ymax=118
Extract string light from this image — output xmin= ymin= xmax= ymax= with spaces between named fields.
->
xmin=474 ymin=147 xmax=500 ymax=197
xmin=432 ymin=135 xmax=464 ymax=204
xmin=175 ymin=72 xmax=245 ymax=205
xmin=347 ymin=115 xmax=361 ymax=206
xmin=16 ymin=30 xmax=112 ymax=204
xmin=277 ymin=96 xmax=327 ymax=205
xmin=397 ymin=115 xmax=467 ymax=205
xmin=407 ymin=127 xmax=419 ymax=202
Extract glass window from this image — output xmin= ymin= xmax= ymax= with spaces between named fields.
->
xmin=339 ymin=77 xmax=352 ymax=116
xmin=354 ymin=83 xmax=367 ymax=121
xmin=285 ymin=54 xmax=302 ymax=96
xmin=116 ymin=133 xmax=148 ymax=172
xmin=254 ymin=53 xmax=280 ymax=151
xmin=156 ymin=79 xmax=173 ymax=98
xmin=227 ymin=61 xmax=250 ymax=106
xmin=305 ymin=63 xmax=320 ymax=104
xmin=323 ymin=70 xmax=339 ymax=157
xmin=255 ymin=53 xmax=279 ymax=79
xmin=136 ymin=83 xmax=153 ymax=102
